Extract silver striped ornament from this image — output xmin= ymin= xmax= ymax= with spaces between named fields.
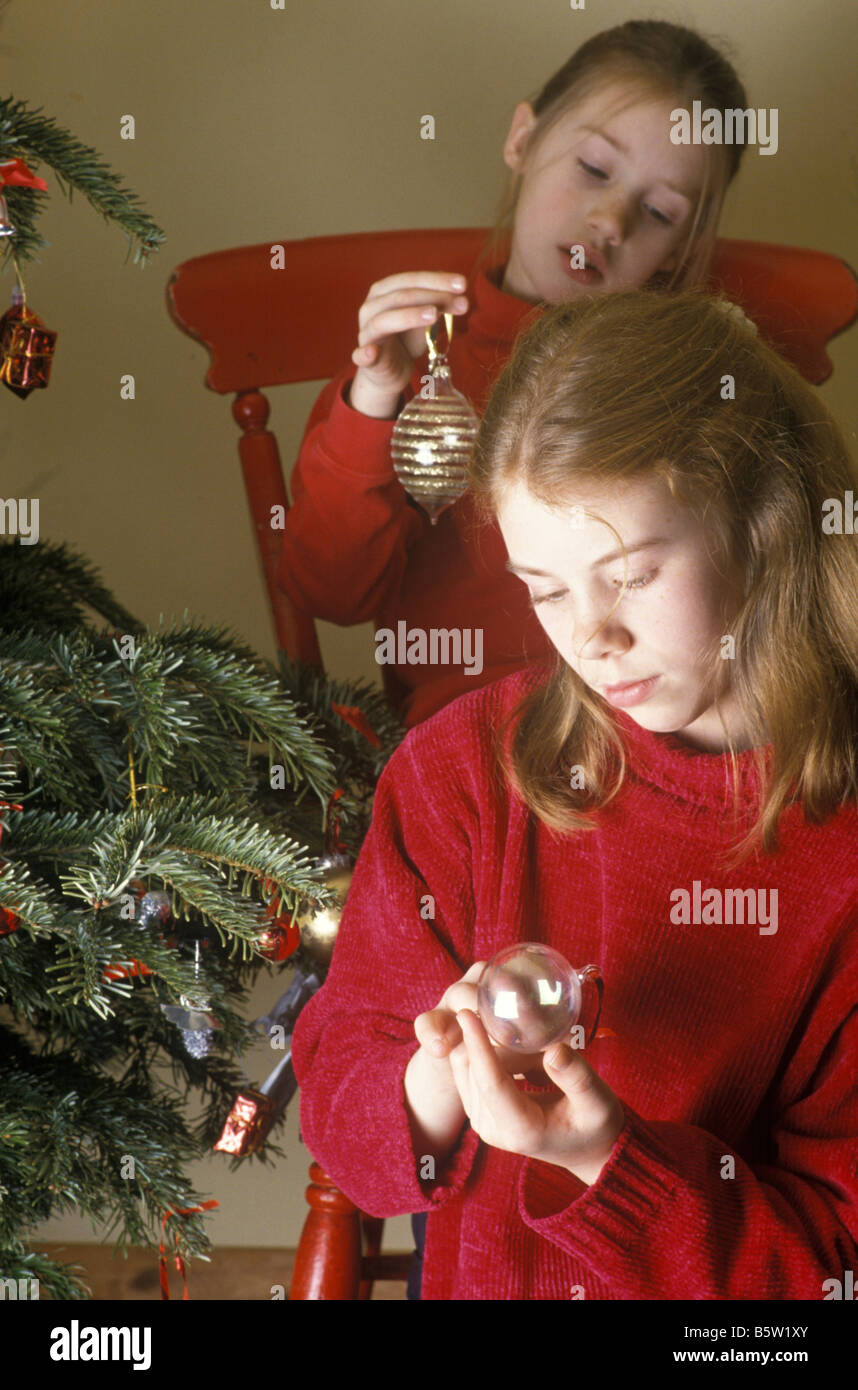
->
xmin=391 ymin=312 xmax=479 ymax=524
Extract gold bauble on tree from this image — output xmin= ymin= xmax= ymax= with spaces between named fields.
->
xmin=295 ymin=855 xmax=353 ymax=970
xmin=390 ymin=312 xmax=479 ymax=524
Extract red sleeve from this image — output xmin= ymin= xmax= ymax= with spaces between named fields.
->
xmin=278 ymin=368 xmax=423 ymax=624
xmin=291 ymin=730 xmax=482 ymax=1217
xmin=518 ymin=920 xmax=858 ymax=1300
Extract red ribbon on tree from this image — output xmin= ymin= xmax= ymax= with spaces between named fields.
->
xmin=325 ymin=786 xmax=348 ymax=854
xmin=0 ymin=799 xmax=24 ymax=936
xmin=159 ymin=1200 xmax=220 ymax=1300
xmin=0 ymin=158 xmax=48 ymax=191
xmin=326 ymin=702 xmax=382 ymax=853
xmin=331 ymin=702 xmax=381 ymax=748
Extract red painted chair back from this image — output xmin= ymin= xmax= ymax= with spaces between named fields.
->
xmin=167 ymin=228 xmax=858 ymax=664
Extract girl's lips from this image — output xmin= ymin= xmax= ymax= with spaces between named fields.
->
xmin=602 ymin=675 xmax=660 ymax=709
xmin=559 ymin=246 xmax=604 ymax=286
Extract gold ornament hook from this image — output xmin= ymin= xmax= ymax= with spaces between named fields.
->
xmin=425 ymin=311 xmax=454 ymax=363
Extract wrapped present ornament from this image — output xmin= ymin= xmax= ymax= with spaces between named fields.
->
xmin=212 ymin=1089 xmax=276 ymax=1156
xmin=390 ymin=312 xmax=479 ymax=524
xmin=0 ymin=288 xmax=57 ymax=399
xmin=213 ymin=967 xmax=322 ymax=1155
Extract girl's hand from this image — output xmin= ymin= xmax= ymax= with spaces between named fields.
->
xmin=450 ymin=1008 xmax=625 ymax=1186
xmin=404 ymin=963 xmax=547 ymax=1166
xmin=413 ymin=963 xmax=548 ymax=1081
xmin=349 ymin=271 xmax=469 ymax=417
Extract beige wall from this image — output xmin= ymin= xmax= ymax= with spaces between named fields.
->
xmin=14 ymin=0 xmax=857 ymax=1266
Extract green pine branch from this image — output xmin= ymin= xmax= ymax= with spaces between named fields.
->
xmin=0 ymin=1032 xmax=214 ymax=1275
xmin=278 ymin=654 xmax=406 ymax=850
xmin=0 ymin=95 xmax=164 ymax=269
xmin=0 ymin=539 xmax=141 ymax=635
xmin=0 ymin=539 xmax=404 ymax=1285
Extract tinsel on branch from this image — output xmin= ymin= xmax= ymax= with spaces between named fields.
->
xmin=0 ymin=540 xmax=404 ymax=1297
xmin=0 ymin=94 xmax=164 ymax=269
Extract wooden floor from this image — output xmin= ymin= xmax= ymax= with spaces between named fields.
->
xmin=34 ymin=1243 xmax=408 ymax=1301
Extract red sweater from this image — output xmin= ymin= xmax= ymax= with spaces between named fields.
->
xmin=292 ymin=666 xmax=858 ymax=1301
xmin=278 ymin=264 xmax=551 ymax=727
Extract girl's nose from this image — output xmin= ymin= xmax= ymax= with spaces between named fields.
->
xmin=585 ymin=191 xmax=629 ymax=246
xmin=572 ymin=608 xmax=632 ymax=662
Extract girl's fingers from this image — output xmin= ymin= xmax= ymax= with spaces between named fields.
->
xmin=364 ymin=271 xmax=467 ymax=304
xmin=356 ymin=306 xmax=438 ymax=348
xmin=453 ymin=1010 xmax=531 ymax=1137
xmin=359 ymin=286 xmax=469 ymax=328
xmin=415 ymin=1007 xmax=463 ymax=1056
xmin=414 ymin=963 xmax=487 ymax=1056
xmin=356 ymin=300 xmax=466 ymax=349
xmin=456 ymin=1008 xmax=512 ymax=1097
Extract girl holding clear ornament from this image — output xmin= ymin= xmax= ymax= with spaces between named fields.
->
xmin=278 ymin=19 xmax=751 ymax=727
xmin=293 ymin=289 xmax=858 ymax=1300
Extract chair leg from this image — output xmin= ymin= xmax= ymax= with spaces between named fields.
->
xmin=289 ymin=1162 xmax=362 ymax=1300
xmin=358 ymin=1215 xmax=385 ymax=1301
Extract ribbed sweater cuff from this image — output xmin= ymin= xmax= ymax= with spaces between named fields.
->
xmin=422 ymin=1125 xmax=483 ymax=1208
xmin=518 ymin=1105 xmax=677 ymax=1257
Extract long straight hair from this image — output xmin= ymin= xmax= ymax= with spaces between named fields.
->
xmin=478 ymin=19 xmax=750 ymax=290
xmin=469 ymin=291 xmax=858 ymax=869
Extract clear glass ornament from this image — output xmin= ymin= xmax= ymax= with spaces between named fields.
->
xmin=477 ymin=943 xmax=603 ymax=1053
xmin=136 ymin=889 xmax=171 ymax=930
xmin=390 ymin=312 xmax=479 ymax=524
xmin=0 ymin=196 xmax=15 ymax=239
xmin=160 ymin=940 xmax=221 ymax=1058
xmin=181 ymin=1026 xmax=214 ymax=1060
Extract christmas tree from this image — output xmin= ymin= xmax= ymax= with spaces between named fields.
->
xmin=0 ymin=89 xmax=165 ymax=398
xmin=0 ymin=540 xmax=403 ymax=1299
xmin=0 ymin=92 xmax=164 ymax=269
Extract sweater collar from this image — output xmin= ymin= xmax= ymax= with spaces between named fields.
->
xmin=610 ymin=704 xmax=771 ymax=813
xmin=466 ymin=258 xmax=542 ymax=353
xmin=511 ymin=665 xmax=771 ymax=813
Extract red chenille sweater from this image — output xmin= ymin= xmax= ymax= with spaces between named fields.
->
xmin=277 ymin=263 xmax=551 ymax=727
xmin=292 ymin=665 xmax=858 ymax=1301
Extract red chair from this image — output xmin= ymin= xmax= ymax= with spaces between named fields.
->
xmin=166 ymin=228 xmax=858 ymax=1298
xmin=167 ymin=228 xmax=858 ymax=663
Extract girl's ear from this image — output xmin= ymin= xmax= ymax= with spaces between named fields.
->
xmin=503 ymin=101 xmax=538 ymax=173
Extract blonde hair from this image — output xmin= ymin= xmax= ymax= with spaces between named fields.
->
xmin=469 ymin=291 xmax=858 ymax=869
xmin=479 ymin=19 xmax=750 ymax=291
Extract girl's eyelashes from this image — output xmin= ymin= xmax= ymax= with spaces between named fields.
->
xmin=577 ymin=159 xmax=674 ymax=227
xmin=530 ymin=571 xmax=657 ymax=607
xmin=578 ymin=159 xmax=607 ymax=180
xmin=645 ymin=204 xmax=672 ymax=226
xmin=617 ymin=570 xmax=657 ymax=590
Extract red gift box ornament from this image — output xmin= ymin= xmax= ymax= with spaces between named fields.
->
xmin=212 ymin=1089 xmax=276 ymax=1156
xmin=0 ymin=289 xmax=57 ymax=399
